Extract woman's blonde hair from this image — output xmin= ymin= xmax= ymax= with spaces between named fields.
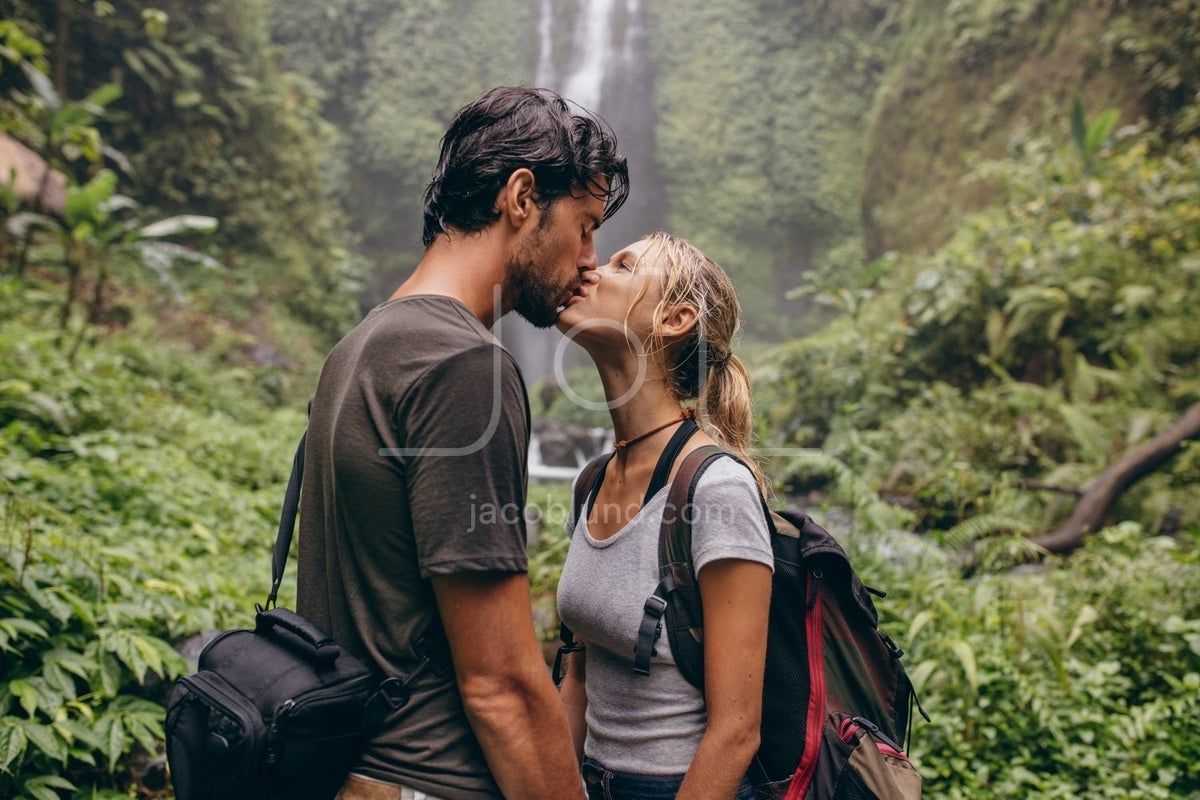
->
xmin=630 ymin=231 xmax=768 ymax=495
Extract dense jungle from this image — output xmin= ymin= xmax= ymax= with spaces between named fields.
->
xmin=0 ymin=0 xmax=1198 ymax=797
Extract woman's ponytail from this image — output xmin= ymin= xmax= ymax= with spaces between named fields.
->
xmin=641 ymin=231 xmax=770 ymax=497
xmin=699 ymin=354 xmax=769 ymax=496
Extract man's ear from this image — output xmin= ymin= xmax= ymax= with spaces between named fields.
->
xmin=660 ymin=303 xmax=699 ymax=341
xmin=497 ymin=168 xmax=538 ymax=227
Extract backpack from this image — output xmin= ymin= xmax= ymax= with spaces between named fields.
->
xmin=557 ymin=423 xmax=926 ymax=799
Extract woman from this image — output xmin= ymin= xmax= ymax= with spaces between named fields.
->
xmin=555 ymin=232 xmax=774 ymax=800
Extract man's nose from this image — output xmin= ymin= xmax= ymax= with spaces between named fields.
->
xmin=578 ymin=241 xmax=598 ymax=271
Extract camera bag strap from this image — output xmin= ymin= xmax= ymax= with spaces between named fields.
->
xmin=258 ymin=432 xmax=447 ymax=717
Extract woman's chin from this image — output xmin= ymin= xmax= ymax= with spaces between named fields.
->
xmin=554 ymin=301 xmax=587 ymax=331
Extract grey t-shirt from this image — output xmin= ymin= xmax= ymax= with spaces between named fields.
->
xmin=297 ymin=295 xmax=529 ymax=799
xmin=556 ymin=457 xmax=773 ymax=775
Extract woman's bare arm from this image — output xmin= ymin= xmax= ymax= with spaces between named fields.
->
xmin=677 ymin=558 xmax=772 ymax=799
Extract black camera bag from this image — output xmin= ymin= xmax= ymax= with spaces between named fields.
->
xmin=165 ymin=434 xmax=433 ymax=800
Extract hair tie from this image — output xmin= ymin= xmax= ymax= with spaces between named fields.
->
xmin=710 ymin=352 xmax=732 ymax=371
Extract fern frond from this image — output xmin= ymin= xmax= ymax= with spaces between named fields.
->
xmin=1056 ymin=403 xmax=1111 ymax=462
xmin=944 ymin=513 xmax=1035 ymax=551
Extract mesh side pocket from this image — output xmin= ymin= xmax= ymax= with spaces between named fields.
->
xmin=756 ymin=558 xmax=811 ymax=782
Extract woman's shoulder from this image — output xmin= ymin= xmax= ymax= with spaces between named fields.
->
xmin=691 ymin=454 xmax=760 ymax=499
xmin=671 ymin=432 xmax=756 ymax=487
xmin=687 ymin=453 xmax=774 ymax=570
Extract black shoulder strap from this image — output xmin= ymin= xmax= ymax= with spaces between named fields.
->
xmin=267 ymin=424 xmax=450 ymax=710
xmin=265 ymin=432 xmax=307 ymax=609
xmin=572 ymin=452 xmax=614 ymax=526
xmin=644 ymin=418 xmax=700 ymax=504
xmin=632 ymin=445 xmax=726 ymax=684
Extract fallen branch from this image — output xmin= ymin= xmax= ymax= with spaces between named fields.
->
xmin=1031 ymin=401 xmax=1200 ymax=554
xmin=1013 ymin=480 xmax=1084 ymax=496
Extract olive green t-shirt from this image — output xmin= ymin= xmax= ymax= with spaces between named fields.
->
xmin=297 ymin=295 xmax=530 ymax=799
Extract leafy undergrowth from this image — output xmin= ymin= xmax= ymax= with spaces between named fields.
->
xmin=0 ymin=276 xmax=307 ymax=798
xmin=839 ymin=521 xmax=1200 ymax=798
xmin=763 ymin=124 xmax=1200 ymax=541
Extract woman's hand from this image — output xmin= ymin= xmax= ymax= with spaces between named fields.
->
xmin=677 ymin=558 xmax=772 ymax=799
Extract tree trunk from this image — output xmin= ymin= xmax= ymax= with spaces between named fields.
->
xmin=53 ymin=0 xmax=71 ymax=101
xmin=1032 ymin=401 xmax=1200 ymax=554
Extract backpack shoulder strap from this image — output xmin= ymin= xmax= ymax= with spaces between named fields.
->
xmin=659 ymin=444 xmax=728 ymax=590
xmin=644 ymin=418 xmax=700 ymax=503
xmin=632 ymin=444 xmax=731 ymax=688
xmin=571 ymin=452 xmax=614 ymax=527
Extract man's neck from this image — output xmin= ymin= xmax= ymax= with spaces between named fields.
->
xmin=390 ymin=232 xmax=510 ymax=327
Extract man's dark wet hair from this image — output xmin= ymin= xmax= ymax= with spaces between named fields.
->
xmin=421 ymin=86 xmax=629 ymax=247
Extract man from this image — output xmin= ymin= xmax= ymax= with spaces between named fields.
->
xmin=297 ymin=86 xmax=628 ymax=800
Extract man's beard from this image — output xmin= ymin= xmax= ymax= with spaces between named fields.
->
xmin=508 ymin=224 xmax=569 ymax=329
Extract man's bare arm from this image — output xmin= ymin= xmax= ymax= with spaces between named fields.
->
xmin=433 ymin=572 xmax=585 ymax=799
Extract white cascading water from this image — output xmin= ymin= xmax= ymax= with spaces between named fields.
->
xmin=561 ymin=0 xmax=615 ymax=113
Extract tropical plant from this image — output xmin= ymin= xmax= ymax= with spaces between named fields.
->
xmin=0 ymin=278 xmax=306 ymax=797
xmin=764 ymin=118 xmax=1200 ymax=540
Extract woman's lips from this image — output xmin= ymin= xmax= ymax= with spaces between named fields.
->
xmin=559 ymin=285 xmax=588 ymax=308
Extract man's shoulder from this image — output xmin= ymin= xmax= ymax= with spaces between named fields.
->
xmin=343 ymin=295 xmax=518 ymax=373
xmin=365 ymin=295 xmax=492 ymax=342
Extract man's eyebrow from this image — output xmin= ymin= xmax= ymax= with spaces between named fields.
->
xmin=589 ymin=213 xmax=603 ymax=231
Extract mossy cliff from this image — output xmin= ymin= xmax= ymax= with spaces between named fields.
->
xmin=861 ymin=0 xmax=1199 ymax=258
xmin=645 ymin=0 xmax=1199 ymax=321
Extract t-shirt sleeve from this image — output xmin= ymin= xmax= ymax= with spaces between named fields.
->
xmin=398 ymin=343 xmax=531 ymax=578
xmin=690 ymin=458 xmax=774 ymax=575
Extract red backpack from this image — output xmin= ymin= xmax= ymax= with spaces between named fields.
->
xmin=557 ymin=429 xmax=926 ymax=799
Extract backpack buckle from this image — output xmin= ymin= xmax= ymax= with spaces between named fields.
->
xmin=634 ymin=593 xmax=670 ymax=676
xmin=643 ymin=594 xmax=668 ymax=619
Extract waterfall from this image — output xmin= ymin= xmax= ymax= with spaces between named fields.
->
xmin=561 ymin=0 xmax=614 ymax=113
xmin=499 ymin=0 xmax=665 ymax=391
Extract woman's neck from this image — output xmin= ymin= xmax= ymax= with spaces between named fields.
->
xmin=592 ymin=358 xmax=687 ymax=469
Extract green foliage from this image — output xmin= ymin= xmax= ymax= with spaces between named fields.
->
xmin=858 ymin=524 xmax=1200 ymax=797
xmin=271 ymin=0 xmax=537 ymax=292
xmin=0 ymin=0 xmax=363 ymax=338
xmin=525 ymin=480 xmax=573 ymax=643
xmin=646 ymin=0 xmax=897 ymax=336
xmin=861 ymin=0 xmax=1200 ymax=258
xmin=765 ymin=124 xmax=1200 ymax=534
xmin=0 ymin=278 xmax=304 ymax=796
xmin=1069 ymin=94 xmax=1119 ymax=174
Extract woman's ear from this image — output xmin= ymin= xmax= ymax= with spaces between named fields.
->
xmin=500 ymin=168 xmax=538 ymax=227
xmin=660 ymin=303 xmax=699 ymax=341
